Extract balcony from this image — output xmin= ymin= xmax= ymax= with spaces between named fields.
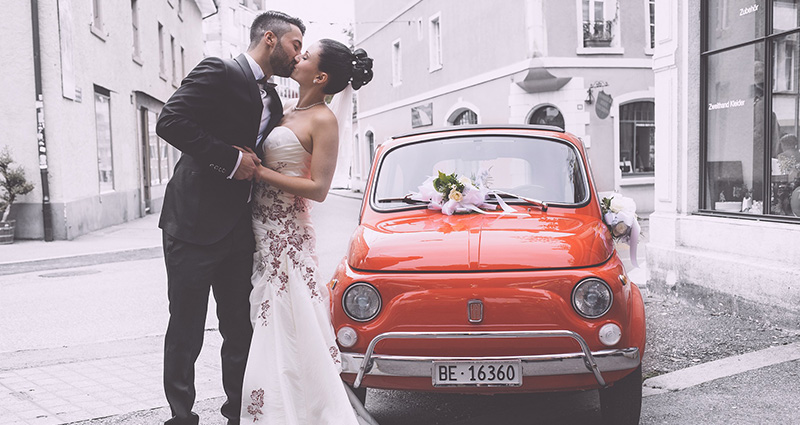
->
xmin=583 ymin=20 xmax=614 ymax=47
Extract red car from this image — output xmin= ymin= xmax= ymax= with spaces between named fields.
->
xmin=329 ymin=125 xmax=645 ymax=424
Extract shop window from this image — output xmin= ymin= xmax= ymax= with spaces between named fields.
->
xmin=774 ymin=0 xmax=800 ymax=34
xmin=581 ymin=0 xmax=619 ymax=48
xmin=704 ymin=44 xmax=764 ymax=213
xmin=702 ymin=1 xmax=800 ymax=217
xmin=451 ymin=109 xmax=478 ymax=126
xmin=619 ymin=101 xmax=655 ymax=176
xmin=94 ymin=86 xmax=115 ymax=192
xmin=529 ymin=105 xmax=565 ymax=130
xmin=770 ymin=31 xmax=800 ymax=216
xmin=707 ymin=0 xmax=765 ymax=52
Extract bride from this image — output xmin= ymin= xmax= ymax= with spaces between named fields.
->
xmin=238 ymin=39 xmax=376 ymax=424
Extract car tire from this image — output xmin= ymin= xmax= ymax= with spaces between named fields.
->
xmin=599 ymin=364 xmax=642 ymax=425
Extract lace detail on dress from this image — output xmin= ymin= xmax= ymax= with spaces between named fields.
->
xmin=330 ymin=346 xmax=342 ymax=365
xmin=252 ymin=180 xmax=321 ymax=302
xmin=247 ymin=388 xmax=265 ymax=421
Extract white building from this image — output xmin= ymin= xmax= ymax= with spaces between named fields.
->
xmin=648 ymin=1 xmax=800 ymax=318
xmin=1 ymin=1 xmax=213 ymax=240
xmin=352 ymin=0 xmax=656 ymax=212
xmin=203 ymin=0 xmax=299 ymax=101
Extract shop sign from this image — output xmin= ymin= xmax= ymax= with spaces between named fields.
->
xmin=411 ymin=103 xmax=433 ymax=128
xmin=595 ymin=91 xmax=613 ymax=119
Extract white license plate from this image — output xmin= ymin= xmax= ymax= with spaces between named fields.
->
xmin=432 ymin=360 xmax=522 ymax=387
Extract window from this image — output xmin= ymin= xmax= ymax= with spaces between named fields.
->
xmin=373 ymin=137 xmax=588 ymax=209
xmin=451 ymin=109 xmax=478 ymax=125
xmin=701 ymin=0 xmax=800 ymax=218
xmin=581 ymin=0 xmax=619 ymax=48
xmin=94 ymin=86 xmax=114 ymax=192
xmin=529 ymin=105 xmax=565 ymax=130
xmin=170 ymin=35 xmax=178 ymax=85
xmin=646 ymin=0 xmax=656 ymax=52
xmin=366 ymin=131 xmax=375 ymax=163
xmin=707 ymin=0 xmax=765 ymax=52
xmin=619 ymin=101 xmax=655 ymax=176
xmin=392 ymin=39 xmax=402 ymax=86
xmin=771 ymin=30 xmax=800 ymax=217
xmin=91 ymin=0 xmax=105 ymax=39
xmin=158 ymin=23 xmax=166 ymax=79
xmin=429 ymin=14 xmax=443 ymax=71
xmin=144 ymin=108 xmax=174 ymax=186
xmin=178 ymin=0 xmax=183 ymax=17
xmin=131 ymin=0 xmax=141 ymax=60
xmin=180 ymin=46 xmax=186 ymax=79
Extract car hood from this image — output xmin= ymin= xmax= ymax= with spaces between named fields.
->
xmin=347 ymin=212 xmax=614 ymax=272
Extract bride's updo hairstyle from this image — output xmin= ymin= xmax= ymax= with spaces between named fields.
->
xmin=317 ymin=39 xmax=374 ymax=94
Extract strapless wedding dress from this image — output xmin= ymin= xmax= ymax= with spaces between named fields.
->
xmin=240 ymin=126 xmax=376 ymax=425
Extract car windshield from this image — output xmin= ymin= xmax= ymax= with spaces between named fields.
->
xmin=372 ymin=135 xmax=589 ymax=210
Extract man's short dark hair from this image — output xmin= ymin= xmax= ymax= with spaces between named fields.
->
xmin=249 ymin=11 xmax=305 ymax=49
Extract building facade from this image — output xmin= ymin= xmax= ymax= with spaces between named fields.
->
xmin=648 ymin=0 xmax=800 ymax=317
xmin=1 ymin=1 xmax=213 ymax=240
xmin=351 ymin=0 xmax=656 ymax=211
xmin=203 ymin=0 xmax=299 ymax=103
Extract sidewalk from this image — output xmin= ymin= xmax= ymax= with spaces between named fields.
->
xmin=0 ymin=214 xmax=162 ymax=276
xmin=1 ymin=209 xmax=798 ymax=424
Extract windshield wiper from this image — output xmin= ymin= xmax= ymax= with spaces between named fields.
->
xmin=489 ymin=190 xmax=548 ymax=212
xmin=376 ymin=194 xmax=429 ymax=205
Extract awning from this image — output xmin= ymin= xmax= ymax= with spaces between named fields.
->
xmin=515 ymin=67 xmax=572 ymax=94
xmin=193 ymin=0 xmax=219 ymax=18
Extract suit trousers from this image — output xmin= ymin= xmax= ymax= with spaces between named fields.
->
xmin=162 ymin=212 xmax=255 ymax=425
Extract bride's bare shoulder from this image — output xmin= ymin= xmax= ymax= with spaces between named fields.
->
xmin=311 ymin=106 xmax=337 ymax=128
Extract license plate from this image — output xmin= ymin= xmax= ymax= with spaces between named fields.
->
xmin=432 ymin=360 xmax=522 ymax=387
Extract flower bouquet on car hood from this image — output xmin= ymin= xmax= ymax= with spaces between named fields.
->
xmin=412 ymin=170 xmax=495 ymax=215
xmin=598 ymin=192 xmax=641 ymax=268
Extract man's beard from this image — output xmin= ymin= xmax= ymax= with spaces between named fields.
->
xmin=270 ymin=44 xmax=295 ymax=77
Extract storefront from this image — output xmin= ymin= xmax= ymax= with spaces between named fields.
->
xmin=648 ymin=0 xmax=800 ymax=318
xmin=702 ymin=0 xmax=800 ymax=219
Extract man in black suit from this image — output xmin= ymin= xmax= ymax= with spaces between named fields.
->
xmin=155 ymin=11 xmax=304 ymax=425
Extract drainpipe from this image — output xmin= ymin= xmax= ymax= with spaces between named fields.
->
xmin=30 ymin=0 xmax=54 ymax=241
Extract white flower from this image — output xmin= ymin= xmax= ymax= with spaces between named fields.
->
xmin=458 ymin=176 xmax=472 ymax=187
xmin=449 ymin=190 xmax=464 ymax=202
xmin=609 ymin=195 xmax=637 ymax=215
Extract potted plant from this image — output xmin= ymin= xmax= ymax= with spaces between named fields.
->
xmin=0 ymin=147 xmax=35 ymax=244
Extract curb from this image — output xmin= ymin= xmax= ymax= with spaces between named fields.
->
xmin=0 ymin=246 xmax=163 ymax=276
xmin=642 ymin=341 xmax=800 ymax=397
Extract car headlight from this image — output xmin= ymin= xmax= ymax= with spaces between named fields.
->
xmin=572 ymin=278 xmax=612 ymax=319
xmin=342 ymin=282 xmax=381 ymax=322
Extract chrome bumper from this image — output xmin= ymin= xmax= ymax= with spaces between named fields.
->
xmin=342 ymin=330 xmax=641 ymax=388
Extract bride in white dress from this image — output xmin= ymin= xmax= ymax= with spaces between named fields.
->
xmin=238 ymin=40 xmax=376 ymax=425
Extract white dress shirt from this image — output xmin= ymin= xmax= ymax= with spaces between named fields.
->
xmin=228 ymin=52 xmax=273 ymax=179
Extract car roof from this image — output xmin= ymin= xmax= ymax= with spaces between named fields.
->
xmin=383 ymin=124 xmax=579 ymax=151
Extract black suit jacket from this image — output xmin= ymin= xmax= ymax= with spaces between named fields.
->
xmin=156 ymin=54 xmax=283 ymax=245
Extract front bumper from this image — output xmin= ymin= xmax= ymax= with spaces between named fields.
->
xmin=342 ymin=330 xmax=641 ymax=389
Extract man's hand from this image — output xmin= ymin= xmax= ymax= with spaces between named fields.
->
xmin=231 ymin=147 xmax=261 ymax=180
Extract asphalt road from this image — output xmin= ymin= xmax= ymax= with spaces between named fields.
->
xmin=4 ymin=193 xmax=799 ymax=424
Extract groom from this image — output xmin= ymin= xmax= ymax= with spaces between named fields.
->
xmin=156 ymin=11 xmax=305 ymax=425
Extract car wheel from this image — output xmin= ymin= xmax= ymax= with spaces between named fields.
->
xmin=599 ymin=364 xmax=642 ymax=425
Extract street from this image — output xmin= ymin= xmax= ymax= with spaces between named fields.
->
xmin=1 ymin=193 xmax=799 ymax=424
